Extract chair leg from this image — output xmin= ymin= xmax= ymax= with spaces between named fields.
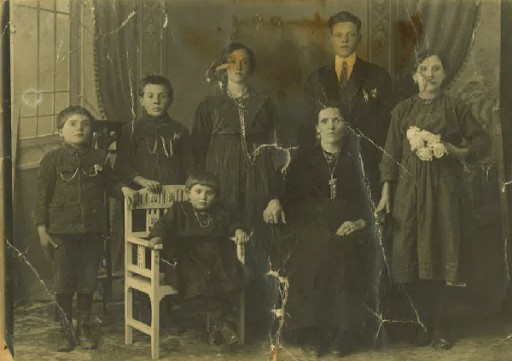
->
xmin=239 ymin=291 xmax=245 ymax=345
xmin=151 ymin=296 xmax=160 ymax=359
xmin=125 ymin=288 xmax=133 ymax=345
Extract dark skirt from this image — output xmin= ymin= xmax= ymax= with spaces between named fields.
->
xmin=206 ymin=134 xmax=279 ymax=225
xmin=164 ymin=238 xmax=248 ymax=301
xmin=276 ymin=198 xmax=362 ymax=331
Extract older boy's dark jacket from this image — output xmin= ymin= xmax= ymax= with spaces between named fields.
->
xmin=115 ymin=114 xmax=194 ymax=186
xmin=35 ymin=142 xmax=124 ymax=234
xmin=303 ymin=57 xmax=395 ymax=198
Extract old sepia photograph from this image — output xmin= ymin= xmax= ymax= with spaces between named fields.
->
xmin=1 ymin=0 xmax=512 ymax=360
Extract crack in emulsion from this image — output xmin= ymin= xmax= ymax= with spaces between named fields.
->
xmin=366 ymin=304 xmax=425 ymax=343
xmin=5 ymin=239 xmax=78 ymax=342
xmin=266 ymin=259 xmax=292 ymax=361
xmin=160 ymin=0 xmax=169 ymax=41
xmin=96 ymin=10 xmax=137 ymax=38
xmin=502 ymin=179 xmax=512 ymax=193
xmin=250 ymin=143 xmax=298 ymax=175
xmin=345 ymin=124 xmax=427 ymax=340
xmin=348 ymin=122 xmax=413 ymax=179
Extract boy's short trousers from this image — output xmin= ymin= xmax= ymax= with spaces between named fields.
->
xmin=50 ymin=233 xmax=104 ymax=295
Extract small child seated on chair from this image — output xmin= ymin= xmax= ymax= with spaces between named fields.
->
xmin=148 ymin=171 xmax=249 ymax=345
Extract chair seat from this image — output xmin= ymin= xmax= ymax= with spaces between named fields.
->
xmin=126 ymin=273 xmax=178 ymax=297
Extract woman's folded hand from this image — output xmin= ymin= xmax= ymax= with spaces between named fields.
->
xmin=336 ymin=219 xmax=366 ymax=237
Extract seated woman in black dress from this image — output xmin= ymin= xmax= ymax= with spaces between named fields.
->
xmin=278 ymin=104 xmax=369 ymax=357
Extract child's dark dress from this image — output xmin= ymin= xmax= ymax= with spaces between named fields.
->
xmin=149 ymin=201 xmax=247 ymax=300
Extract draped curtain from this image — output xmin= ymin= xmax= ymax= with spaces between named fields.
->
xmin=92 ymin=0 xmax=141 ymax=123
xmin=393 ymin=0 xmax=480 ymax=100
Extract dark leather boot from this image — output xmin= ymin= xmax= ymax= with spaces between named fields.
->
xmin=76 ymin=293 xmax=97 ymax=350
xmin=55 ymin=293 xmax=76 ymax=352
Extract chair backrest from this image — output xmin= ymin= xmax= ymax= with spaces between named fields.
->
xmin=125 ymin=185 xmax=187 ymax=239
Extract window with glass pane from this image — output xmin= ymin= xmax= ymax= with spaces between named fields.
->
xmin=12 ymin=0 xmax=71 ymax=140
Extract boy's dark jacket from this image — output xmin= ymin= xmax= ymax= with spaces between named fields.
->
xmin=35 ymin=142 xmax=125 ymax=234
xmin=115 ymin=114 xmax=194 ymax=186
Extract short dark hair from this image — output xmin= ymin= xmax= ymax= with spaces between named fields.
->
xmin=412 ymin=48 xmax=448 ymax=74
xmin=138 ymin=75 xmax=174 ymax=101
xmin=328 ymin=11 xmax=362 ymax=33
xmin=56 ymin=105 xmax=95 ymax=130
xmin=185 ymin=171 xmax=221 ymax=195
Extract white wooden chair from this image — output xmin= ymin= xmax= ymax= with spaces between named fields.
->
xmin=124 ymin=185 xmax=245 ymax=359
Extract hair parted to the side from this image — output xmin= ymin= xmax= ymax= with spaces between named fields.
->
xmin=412 ymin=48 xmax=448 ymax=74
xmin=138 ymin=75 xmax=174 ymax=101
xmin=216 ymin=43 xmax=256 ymax=89
xmin=185 ymin=170 xmax=221 ymax=195
xmin=327 ymin=11 xmax=362 ymax=33
xmin=315 ymin=99 xmax=345 ymax=123
xmin=56 ymin=105 xmax=95 ymax=130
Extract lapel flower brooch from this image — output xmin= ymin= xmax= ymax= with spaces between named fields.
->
xmin=362 ymin=87 xmax=379 ymax=103
xmin=92 ymin=163 xmax=103 ymax=174
xmin=406 ymin=126 xmax=448 ymax=161
xmin=161 ymin=131 xmax=182 ymax=158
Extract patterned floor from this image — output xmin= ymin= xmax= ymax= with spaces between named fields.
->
xmin=11 ymin=300 xmax=512 ymax=361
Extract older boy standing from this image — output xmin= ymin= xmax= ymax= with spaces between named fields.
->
xmin=303 ymin=11 xmax=394 ymax=200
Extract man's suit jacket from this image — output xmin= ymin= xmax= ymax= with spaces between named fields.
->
xmin=302 ymin=57 xmax=395 ymax=200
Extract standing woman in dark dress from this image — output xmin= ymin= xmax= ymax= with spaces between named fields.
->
xmin=192 ymin=43 xmax=286 ymax=328
xmin=376 ymin=48 xmax=488 ymax=349
xmin=192 ymin=42 xmax=285 ymax=228
xmin=279 ymin=104 xmax=369 ymax=357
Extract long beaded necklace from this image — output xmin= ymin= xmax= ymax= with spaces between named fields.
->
xmin=227 ymin=88 xmax=254 ymax=163
xmin=193 ymin=209 xmax=213 ymax=230
xmin=145 ymin=135 xmax=175 ymax=158
xmin=322 ymin=148 xmax=341 ymax=200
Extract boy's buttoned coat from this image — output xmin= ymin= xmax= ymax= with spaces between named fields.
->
xmin=35 ymin=142 xmax=124 ymax=234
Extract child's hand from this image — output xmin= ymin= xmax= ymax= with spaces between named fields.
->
xmin=134 ymin=176 xmax=162 ymax=193
xmin=336 ymin=219 xmax=366 ymax=237
xmin=233 ymin=229 xmax=249 ymax=245
xmin=122 ymin=187 xmax=139 ymax=210
xmin=149 ymin=237 xmax=163 ymax=249
xmin=37 ymin=225 xmax=58 ymax=249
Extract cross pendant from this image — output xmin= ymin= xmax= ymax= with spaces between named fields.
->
xmin=329 ymin=177 xmax=337 ymax=200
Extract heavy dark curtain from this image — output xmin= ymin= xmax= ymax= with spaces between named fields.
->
xmin=393 ymin=0 xmax=480 ymax=100
xmin=93 ymin=0 xmax=141 ymax=123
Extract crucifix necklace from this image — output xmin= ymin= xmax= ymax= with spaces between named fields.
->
xmin=322 ymin=148 xmax=341 ymax=200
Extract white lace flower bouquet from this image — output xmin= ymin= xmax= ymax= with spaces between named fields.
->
xmin=406 ymin=126 xmax=448 ymax=161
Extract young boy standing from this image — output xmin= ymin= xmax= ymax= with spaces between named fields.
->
xmin=35 ymin=106 xmax=137 ymax=352
xmin=115 ymin=75 xmax=194 ymax=191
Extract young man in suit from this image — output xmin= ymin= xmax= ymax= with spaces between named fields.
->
xmin=303 ymin=11 xmax=395 ymax=201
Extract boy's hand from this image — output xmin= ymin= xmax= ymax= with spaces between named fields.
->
xmin=134 ymin=176 xmax=162 ymax=193
xmin=37 ymin=225 xmax=58 ymax=249
xmin=336 ymin=219 xmax=366 ymax=237
xmin=122 ymin=187 xmax=139 ymax=210
xmin=149 ymin=237 xmax=163 ymax=249
xmin=233 ymin=229 xmax=249 ymax=245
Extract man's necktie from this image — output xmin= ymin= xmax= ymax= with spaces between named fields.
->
xmin=339 ymin=61 xmax=348 ymax=87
